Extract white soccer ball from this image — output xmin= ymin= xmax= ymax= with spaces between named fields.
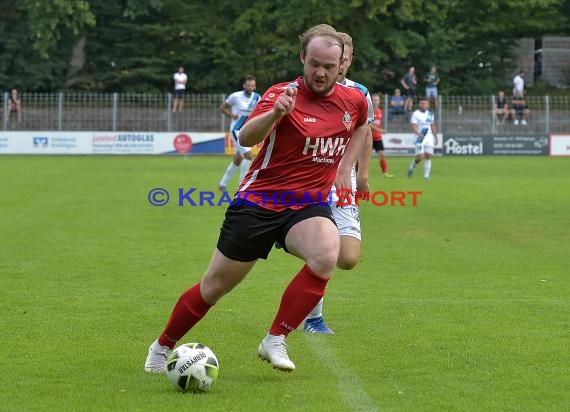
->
xmin=166 ymin=343 xmax=219 ymax=392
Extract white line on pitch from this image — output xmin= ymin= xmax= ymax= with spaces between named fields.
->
xmin=302 ymin=335 xmax=379 ymax=412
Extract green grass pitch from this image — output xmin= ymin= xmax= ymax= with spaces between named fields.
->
xmin=0 ymin=155 xmax=569 ymax=411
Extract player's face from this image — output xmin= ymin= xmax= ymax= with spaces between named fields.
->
xmin=338 ymin=44 xmax=353 ymax=81
xmin=243 ymin=80 xmax=256 ymax=95
xmin=301 ymin=36 xmax=342 ymax=96
xmin=372 ymin=95 xmax=381 ymax=107
xmin=419 ymin=100 xmax=429 ymax=111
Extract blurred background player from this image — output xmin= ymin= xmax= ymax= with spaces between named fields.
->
xmin=217 ymin=75 xmax=261 ymax=191
xmin=408 ymin=98 xmax=438 ymax=180
xmin=371 ymin=93 xmax=394 ymax=178
xmin=303 ymin=31 xmax=373 ymax=335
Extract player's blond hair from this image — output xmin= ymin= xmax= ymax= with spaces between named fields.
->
xmin=299 ymin=24 xmax=344 ymax=58
xmin=337 ymin=32 xmax=354 ymax=58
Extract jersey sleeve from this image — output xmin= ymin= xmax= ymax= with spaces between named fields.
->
xmin=365 ymin=91 xmax=374 ymax=124
xmin=355 ymin=91 xmax=369 ymax=128
xmin=246 ymin=84 xmax=283 ymax=121
xmin=410 ymin=111 xmax=419 ymax=125
xmin=225 ymin=92 xmax=236 ymax=106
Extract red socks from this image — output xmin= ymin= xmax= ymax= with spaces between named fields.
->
xmin=269 ymin=265 xmax=329 ymax=337
xmin=157 ymin=266 xmax=328 ymax=346
xmin=158 ymin=282 xmax=212 ymax=349
xmin=380 ymin=159 xmax=387 ymax=173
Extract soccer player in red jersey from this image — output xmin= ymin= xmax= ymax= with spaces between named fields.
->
xmin=145 ymin=24 xmax=369 ymax=373
xmin=371 ymin=93 xmax=394 ymax=178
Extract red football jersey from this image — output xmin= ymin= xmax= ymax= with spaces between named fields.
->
xmin=372 ymin=107 xmax=383 ymax=141
xmin=238 ymin=77 xmax=368 ymax=211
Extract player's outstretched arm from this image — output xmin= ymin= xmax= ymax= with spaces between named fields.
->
xmin=356 ymin=126 xmax=372 ymax=195
xmin=239 ymin=87 xmax=297 ymax=147
xmin=335 ymin=123 xmax=368 ymax=193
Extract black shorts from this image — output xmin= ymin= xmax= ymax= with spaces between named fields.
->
xmin=174 ymin=89 xmax=185 ymax=99
xmin=372 ymin=139 xmax=384 ymax=152
xmin=406 ymin=89 xmax=415 ymax=98
xmin=217 ymin=203 xmax=336 ymax=262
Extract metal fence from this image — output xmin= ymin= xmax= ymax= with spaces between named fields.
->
xmin=2 ymin=92 xmax=226 ymax=133
xmin=383 ymin=95 xmax=570 ymax=135
xmin=3 ymin=92 xmax=570 ymax=135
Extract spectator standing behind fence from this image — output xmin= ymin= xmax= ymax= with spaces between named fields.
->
xmin=389 ymin=88 xmax=405 ymax=117
xmin=494 ymin=90 xmax=509 ymax=125
xmin=8 ymin=88 xmax=22 ymax=124
xmin=172 ymin=66 xmax=188 ymax=112
xmin=512 ymin=70 xmax=525 ymax=98
xmin=511 ymin=92 xmax=529 ymax=126
xmin=424 ymin=66 xmax=440 ymax=111
xmin=400 ymin=66 xmax=417 ymax=114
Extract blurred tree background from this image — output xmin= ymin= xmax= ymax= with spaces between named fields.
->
xmin=0 ymin=0 xmax=568 ymax=94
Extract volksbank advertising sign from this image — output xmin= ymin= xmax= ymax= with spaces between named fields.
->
xmin=443 ymin=135 xmax=549 ymax=156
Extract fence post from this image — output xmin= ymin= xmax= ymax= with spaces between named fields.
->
xmin=112 ymin=93 xmax=118 ymax=131
xmin=166 ymin=94 xmax=172 ymax=131
xmin=220 ymin=93 xmax=226 ymax=132
xmin=491 ymin=95 xmax=496 ymax=134
xmin=2 ymin=92 xmax=7 ymax=131
xmin=383 ymin=93 xmax=389 ymax=133
xmin=438 ymin=95 xmax=443 ymax=134
xmin=58 ymin=92 xmax=64 ymax=131
xmin=545 ymin=95 xmax=550 ymax=135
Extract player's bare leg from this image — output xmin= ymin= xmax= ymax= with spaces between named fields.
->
xmin=239 ymin=150 xmax=255 ymax=184
xmin=145 ymin=250 xmax=256 ymax=373
xmin=408 ymin=153 xmax=424 ymax=178
xmin=337 ymin=235 xmax=360 ymax=270
xmin=258 ymin=216 xmax=339 ymax=371
xmin=423 ymin=153 xmax=433 ymax=180
xmin=218 ymin=152 xmax=243 ymax=192
xmin=304 ymin=234 xmax=359 ymax=334
xmin=379 ymin=150 xmax=394 ymax=178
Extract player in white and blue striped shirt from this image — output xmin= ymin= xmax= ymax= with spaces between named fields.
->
xmin=408 ymin=98 xmax=438 ymax=180
xmin=218 ymin=75 xmax=261 ymax=191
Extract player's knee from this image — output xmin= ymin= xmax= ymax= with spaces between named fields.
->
xmin=200 ymin=275 xmax=234 ymax=304
xmin=306 ymin=249 xmax=338 ymax=275
xmin=199 ymin=283 xmax=223 ymax=304
xmin=336 ymin=252 xmax=359 ymax=270
xmin=337 ymin=258 xmax=357 ymax=270
xmin=243 ymin=151 xmax=254 ymax=161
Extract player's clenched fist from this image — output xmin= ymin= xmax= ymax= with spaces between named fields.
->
xmin=274 ymin=87 xmax=297 ymax=116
